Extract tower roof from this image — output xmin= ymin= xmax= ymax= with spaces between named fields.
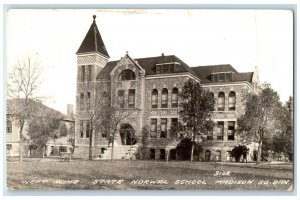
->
xmin=76 ymin=15 xmax=110 ymax=58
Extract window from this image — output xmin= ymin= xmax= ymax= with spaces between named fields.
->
xmin=160 ymin=118 xmax=167 ymax=138
xmin=118 ymin=90 xmax=125 ymax=108
xmin=171 ymin=118 xmax=178 ymax=128
xmin=228 ymin=121 xmax=235 ymax=141
xmin=156 ymin=65 xmax=162 ymax=74
xmin=151 ymin=89 xmax=158 ymax=108
xmin=215 ymin=150 xmax=221 ymax=161
xmin=161 ymin=88 xmax=168 ymax=108
xmin=81 ymin=65 xmax=85 ymax=82
xmin=87 ymin=65 xmax=92 ymax=81
xmin=210 ymin=92 xmax=215 ymax=111
xmin=80 ymin=120 xmax=84 ymax=138
xmin=217 ymin=92 xmax=225 ymax=111
xmin=156 ymin=63 xmax=179 ymax=74
xmin=80 ymin=93 xmax=84 ymax=111
xmin=207 ymin=131 xmax=213 ymax=140
xmin=219 ymin=73 xmax=225 ymax=81
xmin=86 ymin=121 xmax=90 ymax=138
xmin=205 ymin=150 xmax=211 ymax=161
xmin=150 ymin=149 xmax=155 ymax=159
xmin=216 ymin=122 xmax=224 ymax=140
xmin=160 ymin=149 xmax=166 ymax=160
xmin=171 ymin=88 xmax=178 ymax=107
xmin=128 ymin=89 xmax=135 ymax=108
xmin=119 ymin=69 xmax=136 ymax=81
xmin=150 ymin=119 xmax=157 ymax=138
xmin=6 ymin=119 xmax=12 ymax=133
xmin=6 ymin=144 xmax=12 ymax=153
xmin=87 ymin=92 xmax=91 ymax=110
xmin=228 ymin=91 xmax=236 ymax=111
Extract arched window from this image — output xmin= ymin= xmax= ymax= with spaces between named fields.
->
xmin=215 ymin=150 xmax=222 ymax=162
xmin=171 ymin=88 xmax=178 ymax=107
xmin=228 ymin=91 xmax=236 ymax=111
xmin=119 ymin=69 xmax=136 ymax=81
xmin=210 ymin=92 xmax=215 ymax=111
xmin=217 ymin=92 xmax=225 ymax=111
xmin=205 ymin=150 xmax=211 ymax=161
xmin=151 ymin=89 xmax=158 ymax=108
xmin=161 ymin=88 xmax=168 ymax=108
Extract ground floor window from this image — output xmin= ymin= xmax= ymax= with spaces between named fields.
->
xmin=226 ymin=151 xmax=232 ymax=161
xmin=6 ymin=144 xmax=12 ymax=153
xmin=149 ymin=149 xmax=155 ymax=159
xmin=160 ymin=149 xmax=166 ymax=160
xmin=205 ymin=150 xmax=211 ymax=161
xmin=215 ymin=150 xmax=221 ymax=162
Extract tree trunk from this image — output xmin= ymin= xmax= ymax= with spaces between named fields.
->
xmin=19 ymin=122 xmax=24 ymax=163
xmin=110 ymin=138 xmax=114 ymax=162
xmin=257 ymin=140 xmax=262 ymax=164
xmin=190 ymin=142 xmax=194 ymax=162
xmin=89 ymin=131 xmax=93 ymax=161
xmin=42 ymin=145 xmax=45 ymax=158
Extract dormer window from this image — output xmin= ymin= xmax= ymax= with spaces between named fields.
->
xmin=155 ymin=62 xmax=180 ymax=74
xmin=211 ymin=72 xmax=233 ymax=82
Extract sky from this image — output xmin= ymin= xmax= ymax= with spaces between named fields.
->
xmin=6 ymin=9 xmax=293 ymax=114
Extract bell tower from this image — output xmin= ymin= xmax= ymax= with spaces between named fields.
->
xmin=75 ymin=15 xmax=110 ymax=157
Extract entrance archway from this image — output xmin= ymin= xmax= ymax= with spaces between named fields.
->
xmin=119 ymin=124 xmax=136 ymax=145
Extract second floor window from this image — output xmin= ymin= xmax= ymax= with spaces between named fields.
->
xmin=150 ymin=118 xmax=157 ymax=138
xmin=210 ymin=92 xmax=215 ymax=111
xmin=217 ymin=92 xmax=225 ymax=111
xmin=160 ymin=118 xmax=167 ymax=138
xmin=161 ymin=88 xmax=168 ymax=108
xmin=87 ymin=65 xmax=92 ymax=81
xmin=86 ymin=121 xmax=91 ymax=138
xmin=87 ymin=92 xmax=91 ymax=110
xmin=216 ymin=121 xmax=224 ymax=140
xmin=228 ymin=121 xmax=235 ymax=141
xmin=171 ymin=88 xmax=178 ymax=107
xmin=151 ymin=89 xmax=158 ymax=108
xmin=118 ymin=90 xmax=125 ymax=108
xmin=128 ymin=89 xmax=135 ymax=108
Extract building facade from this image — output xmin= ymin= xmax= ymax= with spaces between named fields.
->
xmin=74 ymin=16 xmax=259 ymax=161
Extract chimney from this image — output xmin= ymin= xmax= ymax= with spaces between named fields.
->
xmin=161 ymin=53 xmax=165 ymax=56
xmin=67 ymin=104 xmax=74 ymax=119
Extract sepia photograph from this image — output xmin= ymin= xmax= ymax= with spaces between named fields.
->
xmin=4 ymin=8 xmax=294 ymax=192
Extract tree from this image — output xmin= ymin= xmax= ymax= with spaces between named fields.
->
xmin=179 ymin=79 xmax=214 ymax=162
xmin=101 ymin=106 xmax=136 ymax=162
xmin=28 ymin=110 xmax=62 ymax=158
xmin=231 ymin=145 xmax=248 ymax=162
xmin=7 ymin=55 xmax=44 ymax=162
xmin=237 ymin=86 xmax=281 ymax=164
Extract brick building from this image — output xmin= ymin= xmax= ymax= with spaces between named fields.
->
xmin=74 ymin=16 xmax=259 ymax=161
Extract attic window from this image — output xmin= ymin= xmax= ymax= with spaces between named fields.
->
xmin=211 ymin=72 xmax=233 ymax=82
xmin=155 ymin=62 xmax=180 ymax=74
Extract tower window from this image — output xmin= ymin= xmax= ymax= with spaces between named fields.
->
xmin=87 ymin=92 xmax=91 ymax=110
xmin=81 ymin=65 xmax=85 ymax=82
xmin=80 ymin=93 xmax=84 ymax=111
xmin=80 ymin=120 xmax=84 ymax=138
xmin=7 ymin=119 xmax=12 ymax=133
xmin=87 ymin=65 xmax=92 ymax=81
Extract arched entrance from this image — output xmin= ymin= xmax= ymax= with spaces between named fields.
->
xmin=119 ymin=124 xmax=136 ymax=145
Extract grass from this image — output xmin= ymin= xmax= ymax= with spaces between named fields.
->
xmin=6 ymin=159 xmax=293 ymax=191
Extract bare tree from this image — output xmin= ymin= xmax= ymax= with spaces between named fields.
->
xmin=7 ymin=55 xmax=44 ymax=162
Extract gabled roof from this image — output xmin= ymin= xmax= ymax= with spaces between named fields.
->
xmin=76 ymin=16 xmax=110 ymax=58
xmin=192 ymin=64 xmax=253 ymax=84
xmin=97 ymin=55 xmax=199 ymax=80
xmin=7 ymin=99 xmax=68 ymax=120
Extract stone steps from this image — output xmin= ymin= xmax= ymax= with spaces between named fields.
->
xmin=97 ymin=145 xmax=139 ymax=160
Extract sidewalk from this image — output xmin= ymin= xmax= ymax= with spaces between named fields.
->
xmin=202 ymin=161 xmax=293 ymax=170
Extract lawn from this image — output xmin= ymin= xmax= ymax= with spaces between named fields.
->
xmin=6 ymin=159 xmax=293 ymax=191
